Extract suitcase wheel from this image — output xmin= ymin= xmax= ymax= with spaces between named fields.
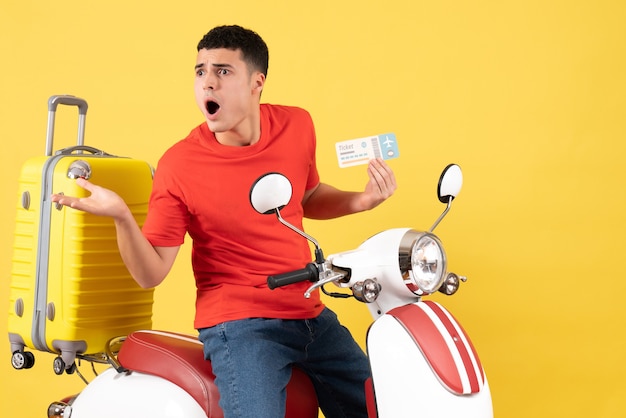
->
xmin=53 ymin=356 xmax=76 ymax=375
xmin=11 ymin=350 xmax=35 ymax=370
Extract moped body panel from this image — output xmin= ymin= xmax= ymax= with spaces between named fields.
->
xmin=70 ymin=367 xmax=207 ymax=418
xmin=389 ymin=301 xmax=484 ymax=394
xmin=366 ymin=301 xmax=493 ymax=418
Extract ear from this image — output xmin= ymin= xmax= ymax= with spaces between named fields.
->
xmin=252 ymin=72 xmax=266 ymax=95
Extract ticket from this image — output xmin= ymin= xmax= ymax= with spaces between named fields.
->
xmin=335 ymin=133 xmax=399 ymax=168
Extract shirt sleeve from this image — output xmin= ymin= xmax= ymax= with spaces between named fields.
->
xmin=141 ymin=153 xmax=189 ymax=247
xmin=304 ymin=111 xmax=320 ymax=191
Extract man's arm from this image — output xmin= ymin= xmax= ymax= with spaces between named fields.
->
xmin=302 ymin=158 xmax=397 ymax=219
xmin=51 ymin=178 xmax=178 ymax=288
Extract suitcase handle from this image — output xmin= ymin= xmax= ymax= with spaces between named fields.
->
xmin=45 ymin=95 xmax=89 ymax=156
xmin=54 ymin=145 xmax=111 ymax=156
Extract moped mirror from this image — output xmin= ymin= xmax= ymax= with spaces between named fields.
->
xmin=429 ymin=164 xmax=463 ymax=232
xmin=249 ymin=172 xmax=293 ymax=215
xmin=437 ymin=164 xmax=463 ymax=203
xmin=249 ymin=172 xmax=324 ymax=261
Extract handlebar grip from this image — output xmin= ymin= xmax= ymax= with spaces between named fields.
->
xmin=267 ymin=263 xmax=319 ymax=290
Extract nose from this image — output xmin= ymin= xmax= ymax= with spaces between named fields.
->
xmin=203 ymin=71 xmax=217 ymax=91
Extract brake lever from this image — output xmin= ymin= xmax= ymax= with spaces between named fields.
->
xmin=304 ymin=270 xmax=346 ymax=299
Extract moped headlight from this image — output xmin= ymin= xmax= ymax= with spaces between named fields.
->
xmin=408 ymin=233 xmax=446 ymax=294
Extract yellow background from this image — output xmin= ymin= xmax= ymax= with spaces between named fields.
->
xmin=1 ymin=0 xmax=625 ymax=416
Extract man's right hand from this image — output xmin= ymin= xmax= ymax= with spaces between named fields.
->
xmin=51 ymin=177 xmax=178 ymax=289
xmin=51 ymin=178 xmax=131 ymax=220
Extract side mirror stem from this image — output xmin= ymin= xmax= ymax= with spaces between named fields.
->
xmin=428 ymin=196 xmax=453 ymax=233
xmin=275 ymin=208 xmax=324 ymax=262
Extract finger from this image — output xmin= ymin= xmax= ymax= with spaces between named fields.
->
xmin=366 ymin=166 xmax=387 ymax=197
xmin=374 ymin=158 xmax=395 ymax=177
xmin=371 ymin=159 xmax=396 ymax=187
xmin=50 ymin=194 xmax=79 ymax=207
xmin=75 ymin=177 xmax=95 ymax=192
xmin=368 ymin=158 xmax=389 ymax=178
xmin=369 ymin=163 xmax=397 ymax=199
xmin=367 ymin=160 xmax=389 ymax=187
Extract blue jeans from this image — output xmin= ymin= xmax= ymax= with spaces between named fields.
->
xmin=198 ymin=308 xmax=370 ymax=418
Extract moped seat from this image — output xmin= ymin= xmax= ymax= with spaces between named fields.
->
xmin=117 ymin=330 xmax=318 ymax=417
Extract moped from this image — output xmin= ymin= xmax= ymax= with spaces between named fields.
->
xmin=47 ymin=164 xmax=492 ymax=418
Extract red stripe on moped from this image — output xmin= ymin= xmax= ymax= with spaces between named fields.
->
xmin=389 ymin=302 xmax=484 ymax=395
xmin=425 ymin=301 xmax=484 ymax=392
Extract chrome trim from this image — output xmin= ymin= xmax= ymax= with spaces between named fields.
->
xmin=398 ymin=229 xmax=425 ymax=294
xmin=105 ymin=335 xmax=127 ymax=372
xmin=398 ymin=229 xmax=447 ymax=295
xmin=48 ymin=401 xmax=71 ymax=418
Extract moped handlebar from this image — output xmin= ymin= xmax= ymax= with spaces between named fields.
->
xmin=267 ymin=263 xmax=319 ymax=289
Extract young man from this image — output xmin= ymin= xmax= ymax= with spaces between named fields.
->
xmin=52 ymin=25 xmax=396 ymax=417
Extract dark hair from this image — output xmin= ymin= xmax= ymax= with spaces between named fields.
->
xmin=197 ymin=25 xmax=269 ymax=77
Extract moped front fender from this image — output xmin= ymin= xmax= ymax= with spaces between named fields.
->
xmin=366 ymin=301 xmax=493 ymax=418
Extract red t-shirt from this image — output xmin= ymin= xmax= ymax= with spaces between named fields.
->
xmin=142 ymin=104 xmax=325 ymax=328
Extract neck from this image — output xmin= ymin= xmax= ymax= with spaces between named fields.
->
xmin=215 ymin=127 xmax=260 ymax=146
xmin=213 ymin=105 xmax=261 ymax=147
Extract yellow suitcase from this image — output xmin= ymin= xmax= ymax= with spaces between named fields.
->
xmin=8 ymin=95 xmax=154 ymax=374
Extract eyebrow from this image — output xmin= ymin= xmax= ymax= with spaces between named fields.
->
xmin=194 ymin=63 xmax=234 ymax=70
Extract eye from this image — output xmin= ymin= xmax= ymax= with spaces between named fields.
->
xmin=217 ymin=68 xmax=229 ymax=76
xmin=196 ymin=69 xmax=205 ymax=77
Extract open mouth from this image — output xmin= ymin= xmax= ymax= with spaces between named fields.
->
xmin=206 ymin=100 xmax=220 ymax=115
